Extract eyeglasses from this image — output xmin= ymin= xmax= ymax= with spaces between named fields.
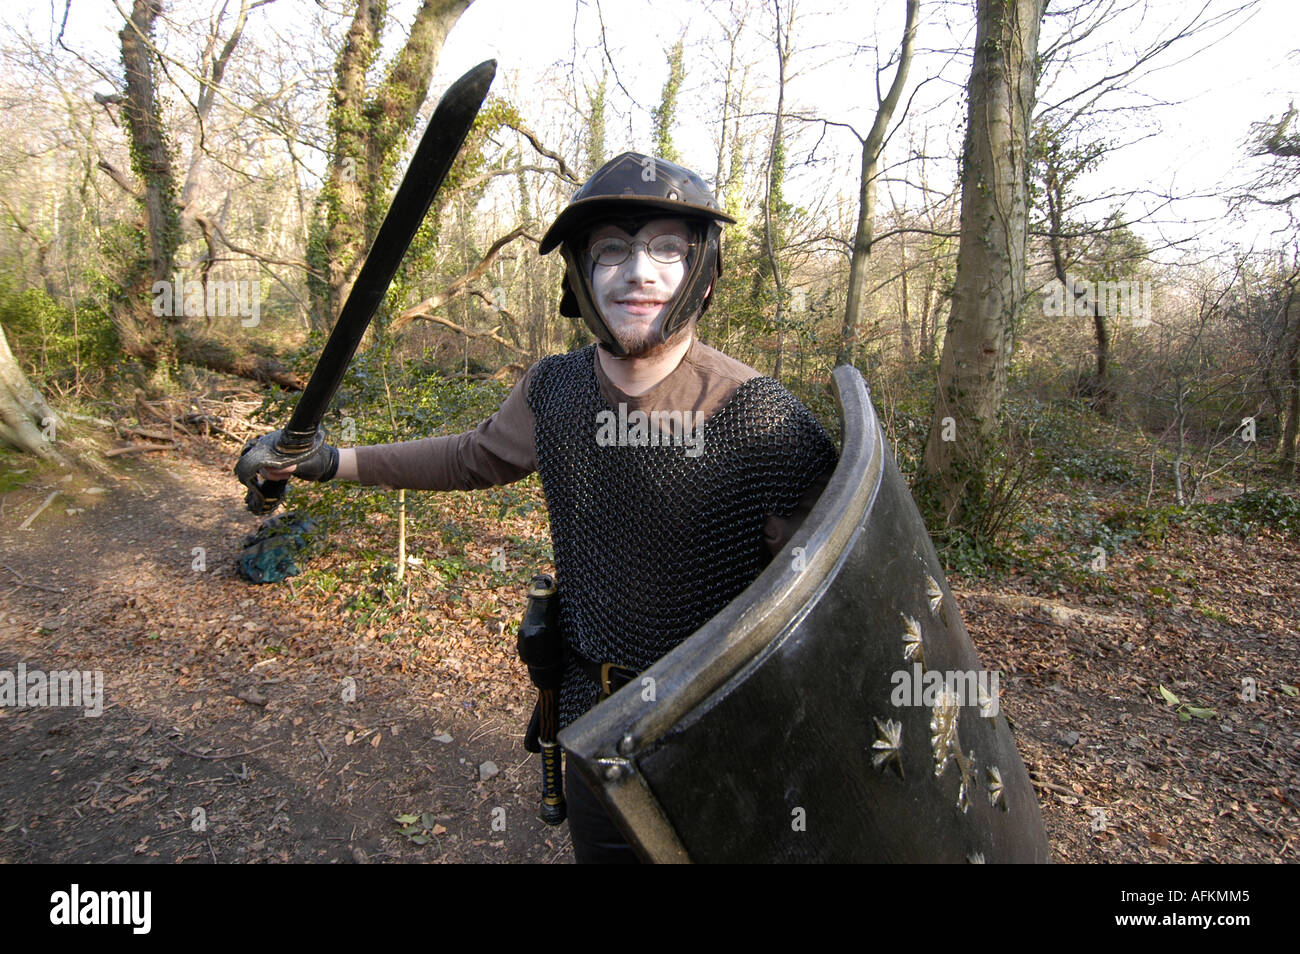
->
xmin=588 ymin=234 xmax=695 ymax=267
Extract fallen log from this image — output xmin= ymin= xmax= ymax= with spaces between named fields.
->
xmin=105 ymin=442 xmax=175 ymax=457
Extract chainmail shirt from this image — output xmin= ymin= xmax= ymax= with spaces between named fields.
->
xmin=527 ymin=344 xmax=838 ymax=727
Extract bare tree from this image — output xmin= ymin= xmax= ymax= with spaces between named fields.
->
xmin=1028 ymin=1 xmax=1259 ymax=418
xmin=834 ymin=0 xmax=918 ymax=367
xmin=708 ymin=1 xmax=751 ymax=198
xmin=92 ymin=0 xmax=307 ymax=387
xmin=1246 ymin=103 xmax=1300 ymax=213
xmin=1225 ymin=253 xmax=1300 ymax=469
xmin=1278 ymin=276 xmax=1300 ymax=469
xmin=1242 ymin=104 xmax=1300 ymax=465
xmin=918 ymin=0 xmax=1047 ymax=531
xmin=762 ymin=0 xmax=794 ymax=379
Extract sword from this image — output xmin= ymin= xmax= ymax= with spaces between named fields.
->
xmin=518 ymin=574 xmax=566 ymax=825
xmin=235 ymin=59 xmax=497 ymax=514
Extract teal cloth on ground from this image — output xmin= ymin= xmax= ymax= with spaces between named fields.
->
xmin=237 ymin=513 xmax=319 ymax=584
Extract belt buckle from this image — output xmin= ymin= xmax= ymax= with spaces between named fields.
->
xmin=600 ymin=662 xmax=619 ymax=697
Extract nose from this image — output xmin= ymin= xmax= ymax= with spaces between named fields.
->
xmin=622 ymin=244 xmax=658 ymax=282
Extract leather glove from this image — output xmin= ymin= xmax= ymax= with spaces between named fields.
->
xmin=241 ymin=428 xmax=339 ymax=482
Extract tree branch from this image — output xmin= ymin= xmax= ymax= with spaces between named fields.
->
xmin=391 ymin=225 xmax=534 ymax=339
xmin=96 ymin=157 xmax=141 ymax=200
xmin=504 ymin=122 xmax=581 ymax=183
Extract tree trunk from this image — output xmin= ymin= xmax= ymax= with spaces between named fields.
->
xmin=835 ymin=0 xmax=918 ymax=367
xmin=1092 ymin=308 xmax=1112 ymax=412
xmin=310 ymin=0 xmax=474 ymax=333
xmin=1173 ymin=382 xmax=1187 ymax=505
xmin=919 ymin=267 xmax=938 ymax=360
xmin=763 ymin=0 xmax=791 ymax=380
xmin=899 ymin=237 xmax=914 ymax=364
xmin=0 ymin=323 xmax=63 ymax=460
xmin=175 ymin=332 xmax=305 ymax=390
xmin=1278 ymin=295 xmax=1300 ymax=469
xmin=111 ymin=0 xmax=182 ymax=377
xmin=918 ymin=0 xmax=1045 ymax=530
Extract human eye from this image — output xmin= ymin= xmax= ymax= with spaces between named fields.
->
xmin=649 ymin=235 xmax=689 ymax=262
xmin=590 ymin=238 xmax=629 ymax=265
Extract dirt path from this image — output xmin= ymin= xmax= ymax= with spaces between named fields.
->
xmin=0 ymin=441 xmax=568 ymax=863
xmin=0 ymin=435 xmax=1296 ymax=863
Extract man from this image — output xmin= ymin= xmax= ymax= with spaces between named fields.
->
xmin=253 ymin=152 xmax=838 ymax=862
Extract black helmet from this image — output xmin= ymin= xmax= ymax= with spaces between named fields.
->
xmin=539 ymin=152 xmax=735 ymax=357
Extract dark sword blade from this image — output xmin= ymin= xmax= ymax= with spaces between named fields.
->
xmin=282 ymin=59 xmax=497 ymax=446
xmin=243 ymin=59 xmax=496 ymax=513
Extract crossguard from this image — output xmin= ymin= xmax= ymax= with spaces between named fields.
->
xmin=234 ymin=427 xmax=326 ymax=515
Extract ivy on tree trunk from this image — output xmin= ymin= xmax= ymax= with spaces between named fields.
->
xmin=308 ymin=0 xmax=474 ymax=334
xmin=917 ymin=0 xmax=1047 ymax=533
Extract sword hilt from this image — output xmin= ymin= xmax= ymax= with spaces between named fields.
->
xmin=234 ymin=427 xmax=326 ymax=515
xmin=520 ymin=575 xmax=566 ymax=824
xmin=539 ymin=737 xmax=566 ymax=825
xmin=243 ymin=476 xmax=287 ymax=516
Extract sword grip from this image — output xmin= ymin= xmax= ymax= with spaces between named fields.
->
xmin=247 ymin=477 xmax=288 ymax=515
xmin=539 ymin=739 xmax=566 ymax=825
xmin=234 ymin=428 xmax=322 ymax=515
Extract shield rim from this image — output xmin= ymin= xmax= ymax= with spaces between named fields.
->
xmin=558 ymin=365 xmax=883 ymax=863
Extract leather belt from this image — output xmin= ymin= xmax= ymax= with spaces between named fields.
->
xmin=570 ymin=650 xmax=637 ymax=697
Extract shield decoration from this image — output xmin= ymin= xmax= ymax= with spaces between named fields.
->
xmin=559 ymin=366 xmax=1051 ymax=863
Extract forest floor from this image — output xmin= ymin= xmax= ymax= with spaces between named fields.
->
xmin=0 ymin=419 xmax=1296 ymax=864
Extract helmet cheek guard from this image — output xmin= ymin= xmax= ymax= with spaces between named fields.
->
xmin=542 ymin=152 xmax=734 ymax=357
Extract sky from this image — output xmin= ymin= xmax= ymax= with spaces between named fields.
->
xmin=8 ymin=0 xmax=1299 ymax=257
xmin=432 ymin=0 xmax=1300 ymax=256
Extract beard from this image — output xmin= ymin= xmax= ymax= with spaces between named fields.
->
xmin=607 ymin=319 xmax=664 ymax=358
xmin=603 ymin=313 xmax=696 ymax=360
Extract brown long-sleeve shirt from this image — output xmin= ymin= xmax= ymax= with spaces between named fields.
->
xmin=354 ymin=338 xmax=833 ymax=558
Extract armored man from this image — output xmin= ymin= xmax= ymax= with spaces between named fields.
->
xmin=253 ymin=153 xmax=838 ymax=861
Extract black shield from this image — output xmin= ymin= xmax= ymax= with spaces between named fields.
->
xmin=559 ymin=366 xmax=1051 ymax=863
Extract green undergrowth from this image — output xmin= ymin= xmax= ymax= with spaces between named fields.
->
xmin=250 ymin=348 xmax=1300 ymax=613
xmin=908 ymin=390 xmax=1298 ymax=583
xmin=249 ymin=343 xmax=552 ymax=638
xmin=0 ymin=276 xmax=119 ymax=390
xmin=945 ymin=487 xmax=1300 ymax=589
xmin=283 ymin=475 xmax=552 ymax=644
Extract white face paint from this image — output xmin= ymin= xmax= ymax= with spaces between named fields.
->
xmin=588 ymin=218 xmax=692 ymax=357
